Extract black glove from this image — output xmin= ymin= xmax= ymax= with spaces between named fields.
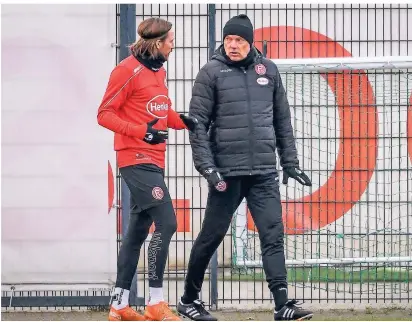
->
xmin=143 ymin=119 xmax=168 ymax=145
xmin=203 ymin=168 xmax=227 ymax=192
xmin=180 ymin=114 xmax=198 ymax=132
xmin=282 ymin=166 xmax=312 ymax=186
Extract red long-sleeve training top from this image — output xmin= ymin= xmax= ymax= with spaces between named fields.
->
xmin=97 ymin=55 xmax=187 ymax=169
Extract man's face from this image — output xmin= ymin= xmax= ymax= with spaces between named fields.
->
xmin=158 ymin=31 xmax=175 ymax=60
xmin=223 ymin=35 xmax=250 ymax=61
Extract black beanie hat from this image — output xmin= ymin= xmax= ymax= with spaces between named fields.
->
xmin=223 ymin=14 xmax=254 ymax=45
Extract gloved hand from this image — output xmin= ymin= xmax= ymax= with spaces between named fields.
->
xmin=282 ymin=166 xmax=312 ymax=186
xmin=143 ymin=119 xmax=168 ymax=145
xmin=203 ymin=168 xmax=227 ymax=192
xmin=180 ymin=114 xmax=198 ymax=132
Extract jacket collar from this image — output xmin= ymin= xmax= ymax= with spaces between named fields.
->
xmin=212 ymin=44 xmax=263 ymax=67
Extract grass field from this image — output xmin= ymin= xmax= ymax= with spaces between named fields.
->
xmin=2 ymin=308 xmax=412 ymax=321
xmin=224 ymin=267 xmax=412 ymax=283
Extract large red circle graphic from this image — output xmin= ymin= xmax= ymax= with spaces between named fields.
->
xmin=247 ymin=26 xmax=378 ymax=234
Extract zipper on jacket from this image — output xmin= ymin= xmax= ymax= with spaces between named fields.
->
xmin=241 ymin=66 xmax=253 ymax=175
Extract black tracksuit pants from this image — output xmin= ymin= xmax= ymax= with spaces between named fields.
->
xmin=182 ymin=172 xmax=288 ymax=308
xmin=115 ymin=164 xmax=177 ymax=289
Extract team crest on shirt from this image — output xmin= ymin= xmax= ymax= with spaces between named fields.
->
xmin=255 ymin=63 xmax=266 ymax=75
xmin=146 ymin=95 xmax=170 ymax=119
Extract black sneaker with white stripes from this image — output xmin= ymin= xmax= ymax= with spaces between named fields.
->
xmin=274 ymin=300 xmax=313 ymax=321
xmin=177 ymin=299 xmax=217 ymax=321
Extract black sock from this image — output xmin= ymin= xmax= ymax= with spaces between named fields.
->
xmin=181 ymin=294 xmax=196 ymax=305
xmin=273 ymin=287 xmax=288 ymax=311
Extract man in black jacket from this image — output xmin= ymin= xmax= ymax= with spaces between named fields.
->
xmin=177 ymin=14 xmax=313 ymax=321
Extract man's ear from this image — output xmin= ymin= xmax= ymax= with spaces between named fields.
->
xmin=156 ymin=39 xmax=162 ymax=49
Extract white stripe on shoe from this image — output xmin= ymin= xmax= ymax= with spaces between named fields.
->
xmin=185 ymin=306 xmax=200 ymax=319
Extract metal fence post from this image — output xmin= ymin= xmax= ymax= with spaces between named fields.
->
xmin=119 ymin=3 xmax=141 ymax=307
xmin=262 ymin=40 xmax=267 ymax=58
xmin=207 ymin=3 xmax=218 ymax=311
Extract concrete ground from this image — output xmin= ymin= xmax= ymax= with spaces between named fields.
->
xmin=2 ymin=280 xmax=411 ymax=320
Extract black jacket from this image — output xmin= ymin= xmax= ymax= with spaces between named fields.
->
xmin=188 ymin=45 xmax=299 ymax=177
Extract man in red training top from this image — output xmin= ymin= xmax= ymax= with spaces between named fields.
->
xmin=97 ymin=17 xmax=197 ymax=322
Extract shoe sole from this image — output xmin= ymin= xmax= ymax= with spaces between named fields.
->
xmin=179 ymin=311 xmax=313 ymax=321
xmin=178 ymin=312 xmax=195 ymax=320
xmin=297 ymin=313 xmax=314 ymax=321
xmin=178 ymin=312 xmax=218 ymax=321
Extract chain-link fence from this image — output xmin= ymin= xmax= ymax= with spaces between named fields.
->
xmin=132 ymin=3 xmax=412 ymax=310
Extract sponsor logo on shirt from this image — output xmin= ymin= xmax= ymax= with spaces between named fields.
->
xmin=146 ymin=95 xmax=170 ymax=119
xmin=257 ymin=77 xmax=269 ymax=86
